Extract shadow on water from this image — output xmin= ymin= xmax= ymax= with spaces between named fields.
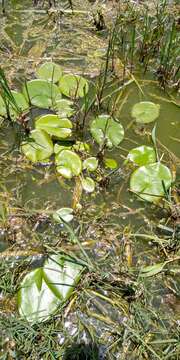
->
xmin=63 ymin=342 xmax=106 ymax=360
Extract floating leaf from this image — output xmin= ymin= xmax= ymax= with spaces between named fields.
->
xmin=21 ymin=129 xmax=53 ymax=162
xmin=54 ymin=143 xmax=72 ymax=154
xmin=35 ymin=114 xmax=72 ymax=139
xmin=131 ymin=101 xmax=160 ymax=123
xmin=90 ymin=115 xmax=124 ymax=149
xmin=43 ymin=255 xmax=83 ymax=301
xmin=83 ymin=157 xmax=98 ymax=172
xmin=130 ymin=162 xmax=172 ymax=203
xmin=104 ymin=158 xmax=118 ymax=169
xmin=54 ymin=141 xmax=89 ymax=155
xmin=56 ymin=150 xmax=82 ymax=179
xmin=82 ymin=177 xmax=95 ymax=193
xmin=140 ymin=262 xmax=166 ymax=277
xmin=127 ymin=145 xmax=156 ymax=166
xmin=59 ymin=74 xmax=89 ymax=98
xmin=18 ymin=268 xmax=60 ymax=323
xmin=36 ymin=62 xmax=62 ymax=83
xmin=53 ymin=208 xmax=74 ymax=223
xmin=54 ymin=99 xmax=75 ymax=117
xmin=18 ymin=255 xmax=83 ymax=323
xmin=23 ymin=79 xmax=60 ymax=108
xmin=11 ymin=91 xmax=28 ymax=111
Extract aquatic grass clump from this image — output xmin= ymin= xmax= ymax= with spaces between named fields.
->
xmin=110 ymin=1 xmax=180 ymax=89
xmin=0 ymin=68 xmax=27 ymax=122
xmin=33 ymin=0 xmax=73 ymax=11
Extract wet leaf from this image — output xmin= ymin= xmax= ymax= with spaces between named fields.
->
xmin=104 ymin=158 xmax=118 ymax=169
xmin=82 ymin=177 xmax=95 ymax=193
xmin=83 ymin=157 xmax=98 ymax=172
xmin=18 ymin=268 xmax=60 ymax=323
xmin=23 ymin=79 xmax=60 ymax=109
xmin=59 ymin=74 xmax=89 ymax=98
xmin=43 ymin=255 xmax=83 ymax=300
xmin=56 ymin=150 xmax=82 ymax=179
xmin=140 ymin=262 xmax=166 ymax=277
xmin=53 ymin=99 xmax=75 ymax=117
xmin=130 ymin=162 xmax=172 ymax=203
xmin=131 ymin=101 xmax=160 ymax=123
xmin=53 ymin=208 xmax=74 ymax=223
xmin=21 ymin=129 xmax=53 ymax=162
xmin=35 ymin=114 xmax=72 ymax=139
xmin=90 ymin=115 xmax=124 ymax=149
xmin=127 ymin=145 xmax=156 ymax=166
xmin=36 ymin=62 xmax=62 ymax=83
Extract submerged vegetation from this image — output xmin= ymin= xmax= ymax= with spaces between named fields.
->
xmin=0 ymin=0 xmax=180 ymax=359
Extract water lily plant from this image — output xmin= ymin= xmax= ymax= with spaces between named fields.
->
xmin=0 ymin=62 xmax=173 ymax=203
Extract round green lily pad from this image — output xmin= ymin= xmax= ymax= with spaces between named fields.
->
xmin=59 ymin=74 xmax=89 ymax=98
xmin=83 ymin=157 xmax=98 ymax=172
xmin=131 ymin=101 xmax=160 ymax=123
xmin=54 ymin=143 xmax=72 ymax=154
xmin=18 ymin=268 xmax=60 ymax=323
xmin=130 ymin=162 xmax=172 ymax=203
xmin=12 ymin=91 xmax=28 ymax=111
xmin=82 ymin=177 xmax=95 ymax=193
xmin=35 ymin=114 xmax=72 ymax=139
xmin=56 ymin=149 xmax=82 ymax=179
xmin=54 ymin=141 xmax=90 ymax=155
xmin=90 ymin=115 xmax=124 ymax=148
xmin=43 ymin=255 xmax=83 ymax=301
xmin=104 ymin=158 xmax=118 ymax=169
xmin=36 ymin=62 xmax=62 ymax=83
xmin=54 ymin=99 xmax=75 ymax=117
xmin=127 ymin=145 xmax=156 ymax=166
xmin=53 ymin=208 xmax=74 ymax=223
xmin=18 ymin=255 xmax=83 ymax=323
xmin=23 ymin=79 xmax=60 ymax=109
xmin=21 ymin=129 xmax=54 ymax=162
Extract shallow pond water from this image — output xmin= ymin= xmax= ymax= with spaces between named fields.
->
xmin=0 ymin=1 xmax=180 ymax=359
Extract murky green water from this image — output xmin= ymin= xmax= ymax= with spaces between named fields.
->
xmin=0 ymin=1 xmax=180 ymax=359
